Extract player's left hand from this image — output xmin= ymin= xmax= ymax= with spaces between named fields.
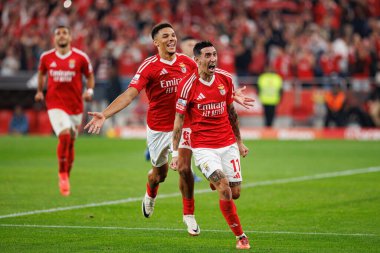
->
xmin=237 ymin=141 xmax=249 ymax=157
xmin=83 ymin=88 xmax=94 ymax=102
xmin=84 ymin=112 xmax=105 ymax=134
xmin=234 ymin=86 xmax=255 ymax=109
xmin=170 ymin=157 xmax=179 ymax=171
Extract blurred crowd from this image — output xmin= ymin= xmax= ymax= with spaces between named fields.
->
xmin=1 ymin=0 xmax=380 ymax=128
xmin=1 ymin=0 xmax=380 ymax=83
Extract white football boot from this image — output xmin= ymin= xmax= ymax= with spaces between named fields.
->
xmin=183 ymin=215 xmax=200 ymax=236
xmin=142 ymin=193 xmax=156 ymax=218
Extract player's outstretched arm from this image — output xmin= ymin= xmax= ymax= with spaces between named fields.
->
xmin=233 ymin=86 xmax=255 ymax=109
xmin=170 ymin=113 xmax=185 ymax=170
xmin=228 ymin=104 xmax=249 ymax=157
xmin=84 ymin=87 xmax=139 ymax=134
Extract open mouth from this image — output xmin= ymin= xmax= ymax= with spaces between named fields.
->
xmin=208 ymin=64 xmax=216 ymax=72
xmin=167 ymin=42 xmax=176 ymax=49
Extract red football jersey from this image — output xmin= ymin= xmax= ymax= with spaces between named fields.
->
xmin=176 ymin=68 xmax=235 ymax=148
xmin=38 ymin=48 xmax=93 ymax=114
xmin=129 ymin=53 xmax=197 ymax=131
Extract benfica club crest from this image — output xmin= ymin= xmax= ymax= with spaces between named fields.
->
xmin=218 ymin=84 xmax=226 ymax=95
xmin=69 ymin=59 xmax=76 ymax=69
xmin=179 ymin=62 xmax=186 ymax=73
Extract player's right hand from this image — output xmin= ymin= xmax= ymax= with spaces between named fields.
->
xmin=34 ymin=91 xmax=44 ymax=102
xmin=84 ymin=112 xmax=106 ymax=134
xmin=170 ymin=157 xmax=178 ymax=171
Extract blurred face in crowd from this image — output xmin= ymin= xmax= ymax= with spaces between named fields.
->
xmin=180 ymin=39 xmax=197 ymax=58
xmin=196 ymin=46 xmax=217 ymax=79
xmin=54 ymin=27 xmax=72 ymax=49
xmin=153 ymin=27 xmax=177 ymax=57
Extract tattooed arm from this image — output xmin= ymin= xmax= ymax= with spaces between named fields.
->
xmin=170 ymin=113 xmax=185 ymax=170
xmin=228 ymin=103 xmax=249 ymax=157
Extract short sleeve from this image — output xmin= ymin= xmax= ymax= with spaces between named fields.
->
xmin=38 ymin=54 xmax=47 ymax=73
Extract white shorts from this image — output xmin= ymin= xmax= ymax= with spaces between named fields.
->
xmin=193 ymin=143 xmax=242 ymax=183
xmin=146 ymin=125 xmax=172 ymax=167
xmin=48 ymin=109 xmax=82 ymax=136
xmin=179 ymin=128 xmax=191 ymax=150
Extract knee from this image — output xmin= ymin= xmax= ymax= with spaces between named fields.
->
xmin=149 ymin=169 xmax=167 ymax=183
xmin=231 ymin=186 xmax=241 ymax=199
xmin=218 ymin=184 xmax=232 ymax=200
xmin=178 ymin=165 xmax=192 ymax=180
xmin=156 ymin=172 xmax=167 ymax=183
xmin=232 ymin=192 xmax=240 ymax=200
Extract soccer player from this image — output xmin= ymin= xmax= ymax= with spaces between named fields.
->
xmin=85 ymin=23 xmax=253 ymax=236
xmin=35 ymin=25 xmax=95 ymax=196
xmin=180 ymin=36 xmax=198 ymax=58
xmin=84 ymin=23 xmax=201 ymax=235
xmin=171 ymin=41 xmax=251 ymax=250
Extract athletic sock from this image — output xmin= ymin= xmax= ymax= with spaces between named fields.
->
xmin=219 ymin=199 xmax=244 ymax=236
xmin=146 ymin=182 xmax=159 ymax=198
xmin=57 ymin=133 xmax=71 ymax=174
xmin=67 ymin=138 xmax=75 ymax=176
xmin=182 ymin=197 xmax=194 ymax=215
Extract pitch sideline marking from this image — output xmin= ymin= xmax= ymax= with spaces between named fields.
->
xmin=0 ymin=223 xmax=377 ymax=237
xmin=0 ymin=166 xmax=379 ymax=220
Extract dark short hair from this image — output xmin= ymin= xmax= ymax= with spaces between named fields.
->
xmin=151 ymin=23 xmax=173 ymax=39
xmin=193 ymin=41 xmax=214 ymax=57
xmin=54 ymin=25 xmax=70 ymax=33
xmin=181 ymin=36 xmax=196 ymax=42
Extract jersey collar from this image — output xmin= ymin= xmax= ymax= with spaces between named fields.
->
xmin=55 ymin=50 xmax=72 ymax=59
xmin=159 ymin=54 xmax=177 ymax=65
xmin=199 ymin=74 xmax=215 ymax=87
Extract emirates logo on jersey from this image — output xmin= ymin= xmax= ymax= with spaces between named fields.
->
xmin=179 ymin=62 xmax=186 ymax=73
xmin=69 ymin=59 xmax=76 ymax=69
xmin=218 ymin=84 xmax=226 ymax=95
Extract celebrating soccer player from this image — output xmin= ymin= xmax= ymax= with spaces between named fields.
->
xmin=35 ymin=25 xmax=95 ymax=196
xmin=85 ymin=23 xmax=253 ymax=236
xmin=84 ymin=23 xmax=201 ymax=235
xmin=172 ymin=41 xmax=251 ymax=250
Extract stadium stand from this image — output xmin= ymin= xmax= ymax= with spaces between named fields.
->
xmin=0 ymin=0 xmax=379 ymax=131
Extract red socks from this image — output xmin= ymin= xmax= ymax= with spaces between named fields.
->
xmin=57 ymin=133 xmax=71 ymax=174
xmin=146 ymin=182 xmax=159 ymax=198
xmin=219 ymin=199 xmax=243 ymax=236
xmin=67 ymin=138 xmax=75 ymax=175
xmin=183 ymin=197 xmax=195 ymax=215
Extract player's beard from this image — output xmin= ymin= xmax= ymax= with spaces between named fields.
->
xmin=57 ymin=39 xmax=69 ymax=48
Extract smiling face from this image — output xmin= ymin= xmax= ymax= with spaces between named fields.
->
xmin=196 ymin=46 xmax=217 ymax=78
xmin=153 ymin=27 xmax=177 ymax=57
xmin=54 ymin=27 xmax=72 ymax=49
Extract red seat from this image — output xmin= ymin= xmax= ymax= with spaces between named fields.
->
xmin=0 ymin=110 xmax=13 ymax=134
xmin=37 ymin=110 xmax=53 ymax=135
xmin=25 ymin=109 xmax=39 ymax=134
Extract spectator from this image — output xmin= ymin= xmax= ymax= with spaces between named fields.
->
xmin=9 ymin=105 xmax=29 ymax=135
xmin=257 ymin=65 xmax=283 ymax=127
xmin=1 ymin=47 xmax=20 ymax=76
xmin=324 ymin=84 xmax=346 ymax=127
xmin=367 ymin=85 xmax=380 ymax=127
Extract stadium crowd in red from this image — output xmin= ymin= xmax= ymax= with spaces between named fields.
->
xmin=1 ymin=0 xmax=380 ymax=83
xmin=1 ymin=0 xmax=380 ymax=129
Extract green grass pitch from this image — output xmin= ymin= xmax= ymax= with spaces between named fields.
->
xmin=0 ymin=136 xmax=379 ymax=252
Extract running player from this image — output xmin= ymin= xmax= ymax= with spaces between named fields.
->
xmin=172 ymin=41 xmax=251 ymax=249
xmin=35 ymin=25 xmax=95 ymax=196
